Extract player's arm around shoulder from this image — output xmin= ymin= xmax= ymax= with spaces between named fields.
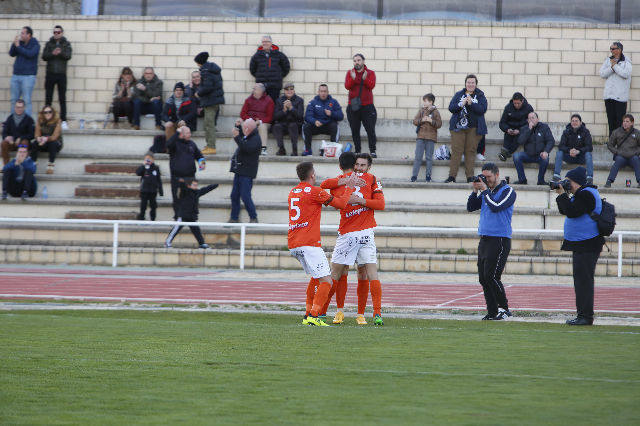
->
xmin=365 ymin=176 xmax=385 ymax=210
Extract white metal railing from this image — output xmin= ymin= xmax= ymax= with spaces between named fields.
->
xmin=0 ymin=217 xmax=639 ymax=277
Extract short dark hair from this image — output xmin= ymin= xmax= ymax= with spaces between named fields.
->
xmin=23 ymin=26 xmax=33 ymax=36
xmin=465 ymin=74 xmax=478 ymax=84
xmin=571 ymin=114 xmax=582 ymax=122
xmin=623 ymin=113 xmax=634 ymax=122
xmin=482 ymin=162 xmax=499 ymax=175
xmin=353 ymin=53 xmax=365 ymax=61
xmin=296 ymin=162 xmax=314 ymax=181
xmin=530 ymin=111 xmax=539 ymax=118
xmin=318 ymin=83 xmax=328 ymax=90
xmin=512 ymin=92 xmax=524 ymax=101
xmin=338 ymin=152 xmax=356 ymax=171
xmin=54 ymin=25 xmax=63 ymax=31
xmin=356 ymin=153 xmax=372 ymax=166
xmin=423 ymin=93 xmax=435 ymax=103
xmin=15 ymin=99 xmax=25 ymax=106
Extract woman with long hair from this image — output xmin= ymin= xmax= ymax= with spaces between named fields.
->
xmin=32 ymin=105 xmax=63 ymax=174
xmin=112 ymin=66 xmax=136 ymax=127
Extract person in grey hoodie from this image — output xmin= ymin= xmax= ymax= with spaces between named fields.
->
xmin=600 ymin=41 xmax=632 ymax=136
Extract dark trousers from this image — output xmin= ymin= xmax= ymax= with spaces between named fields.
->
xmin=502 ymin=133 xmax=519 ymax=155
xmin=607 ymin=154 xmax=640 ymax=183
xmin=572 ymin=250 xmax=601 ymax=322
xmin=133 ymin=98 xmax=162 ymax=126
xmin=166 ymin=217 xmax=205 ymax=246
xmin=171 ymin=175 xmax=194 ymax=219
xmin=302 ymin=121 xmax=338 ymax=151
xmin=477 ymin=135 xmax=485 ymax=155
xmin=139 ymin=191 xmax=158 ymax=220
xmin=347 ymin=104 xmax=377 ymax=153
xmin=605 ymin=99 xmax=627 ymax=136
xmin=44 ymin=72 xmax=67 ymax=121
xmin=272 ymin=121 xmax=300 ymax=153
xmin=30 ymin=140 xmax=62 ymax=163
xmin=113 ymin=100 xmax=133 ymax=123
xmin=230 ymin=174 xmax=257 ymax=220
xmin=2 ymin=168 xmax=37 ymax=197
xmin=477 ymin=236 xmax=511 ymax=316
xmin=265 ymin=86 xmax=280 ymax=104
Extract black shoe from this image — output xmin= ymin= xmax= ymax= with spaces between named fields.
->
xmin=481 ymin=314 xmax=502 ymax=320
xmin=497 ymin=309 xmax=513 ymax=320
xmin=21 ymin=191 xmax=28 ymax=201
xmin=290 ymin=151 xmax=298 ymax=157
xmin=513 ymin=179 xmax=528 ymax=185
xmin=586 ymin=177 xmax=593 ymax=185
xmin=199 ymin=243 xmax=210 ymax=249
xmin=136 ymin=213 xmax=144 ymax=220
xmin=537 ymin=180 xmax=548 ymax=186
xmin=228 ymin=218 xmax=239 ymax=223
xmin=466 ymin=176 xmax=475 ymax=183
xmin=498 ymin=151 xmax=507 ymax=161
xmin=410 ymin=176 xmax=417 ymax=182
xmin=552 ymin=175 xmax=561 ymax=182
xmin=604 ymin=181 xmax=612 ymax=188
xmin=276 ymin=147 xmax=286 ymax=156
xmin=425 ymin=175 xmax=431 ymax=182
xmin=444 ymin=176 xmax=456 ymax=183
xmin=1 ymin=192 xmax=7 ymax=200
xmin=370 ymin=152 xmax=377 ymax=158
xmin=566 ymin=317 xmax=593 ymax=326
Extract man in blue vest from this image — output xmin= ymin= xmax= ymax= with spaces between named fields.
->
xmin=554 ymin=166 xmax=604 ymax=325
xmin=467 ymin=163 xmax=517 ymax=320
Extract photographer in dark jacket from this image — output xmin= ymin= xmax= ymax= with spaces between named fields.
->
xmin=553 ymin=114 xmax=593 ymax=184
xmin=167 ymin=126 xmax=205 ymax=219
xmin=249 ymin=36 xmax=290 ymax=103
xmin=195 ymin=52 xmax=225 ymax=155
xmin=498 ymin=92 xmax=533 ymax=161
xmin=513 ymin=112 xmax=555 ymax=185
xmin=272 ymin=82 xmax=304 ymax=156
xmin=554 ymin=166 xmax=604 ymax=325
xmin=229 ymin=119 xmax=261 ymax=223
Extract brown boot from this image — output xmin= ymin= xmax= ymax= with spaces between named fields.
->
xmin=201 ymin=147 xmax=217 ymax=155
xmin=133 ymin=125 xmax=140 ymax=130
xmin=46 ymin=163 xmax=54 ymax=174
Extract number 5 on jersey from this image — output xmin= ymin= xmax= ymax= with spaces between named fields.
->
xmin=290 ymin=197 xmax=300 ymax=220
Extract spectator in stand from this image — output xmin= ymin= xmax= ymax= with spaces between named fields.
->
xmin=185 ymin=70 xmax=203 ymax=118
xmin=411 ymin=93 xmax=442 ymax=182
xmin=446 ymin=74 xmax=488 ymax=183
xmin=498 ymin=92 xmax=534 ymax=161
xmin=2 ymin=100 xmax=35 ymax=166
xmin=250 ymin=35 xmax=290 ymax=103
xmin=9 ymin=26 xmax=40 ymax=116
xmin=42 ymin=25 xmax=72 ymax=130
xmin=476 ymin=136 xmax=486 ymax=161
xmin=272 ymin=82 xmax=304 ymax=156
xmin=553 ymin=114 xmax=594 ymax=184
xmin=239 ymin=83 xmax=274 ymax=154
xmin=345 ymin=54 xmax=377 ymax=156
xmin=302 ymin=84 xmax=344 ymax=156
xmin=167 ymin=125 xmax=205 ymax=219
xmin=132 ymin=67 xmax=163 ymax=130
xmin=513 ymin=112 xmax=555 ymax=185
xmin=112 ymin=67 xmax=136 ymax=128
xmin=600 ymin=41 xmax=632 ymax=136
xmin=136 ymin=152 xmax=163 ymax=221
xmin=194 ymin=52 xmax=224 ymax=155
xmin=31 ymin=105 xmax=63 ymax=175
xmin=229 ymin=119 xmax=261 ymax=223
xmin=605 ymin=114 xmax=640 ymax=188
xmin=2 ymin=143 xmax=36 ymax=200
xmin=162 ymin=82 xmax=197 ymax=137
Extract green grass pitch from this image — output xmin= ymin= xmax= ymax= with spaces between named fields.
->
xmin=1 ymin=310 xmax=638 ymax=424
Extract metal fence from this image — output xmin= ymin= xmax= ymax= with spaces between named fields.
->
xmin=1 ymin=217 xmax=638 ymax=277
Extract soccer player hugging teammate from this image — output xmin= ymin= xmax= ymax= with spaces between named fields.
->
xmin=321 ymin=152 xmax=386 ymax=326
xmin=288 ymin=161 xmax=357 ymax=326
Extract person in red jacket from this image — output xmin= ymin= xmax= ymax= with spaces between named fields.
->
xmin=345 ymin=53 xmax=377 ymax=157
xmin=239 ymin=83 xmax=275 ymax=155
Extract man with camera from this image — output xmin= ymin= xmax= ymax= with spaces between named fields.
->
xmin=553 ymin=166 xmax=604 ymax=326
xmin=229 ymin=119 xmax=261 ymax=223
xmin=466 ymin=163 xmax=516 ymax=320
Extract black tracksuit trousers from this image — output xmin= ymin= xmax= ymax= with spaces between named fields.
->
xmin=572 ymin=250 xmax=600 ymax=322
xmin=477 ymin=236 xmax=511 ymax=316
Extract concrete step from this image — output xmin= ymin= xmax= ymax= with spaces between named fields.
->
xmin=75 ymin=185 xmax=139 ymax=198
xmin=65 ymin=211 xmax=138 ymax=220
xmin=0 ymin=244 xmax=636 ymax=276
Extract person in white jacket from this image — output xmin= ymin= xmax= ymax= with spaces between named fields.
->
xmin=600 ymin=41 xmax=632 ymax=136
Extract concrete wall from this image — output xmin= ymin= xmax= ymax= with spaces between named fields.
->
xmin=2 ymin=15 xmax=640 ymax=140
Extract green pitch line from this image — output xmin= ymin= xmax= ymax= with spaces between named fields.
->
xmin=0 ymin=311 xmax=638 ymax=424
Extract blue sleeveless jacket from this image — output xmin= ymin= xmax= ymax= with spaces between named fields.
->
xmin=564 ymin=187 xmax=601 ymax=241
xmin=478 ymin=183 xmax=515 ymax=238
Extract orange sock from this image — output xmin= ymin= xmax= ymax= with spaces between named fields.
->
xmin=321 ymin=279 xmax=338 ymax=315
xmin=336 ymin=274 xmax=348 ymax=309
xmin=310 ymin=281 xmax=331 ymax=317
xmin=357 ymin=279 xmax=369 ymax=315
xmin=306 ymin=278 xmax=318 ymax=316
xmin=370 ymin=279 xmax=382 ymax=316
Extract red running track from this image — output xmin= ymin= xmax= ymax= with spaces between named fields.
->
xmin=0 ymin=267 xmax=638 ymax=313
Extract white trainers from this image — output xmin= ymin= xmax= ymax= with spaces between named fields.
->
xmin=476 ymin=153 xmax=485 ymax=161
xmin=61 ymin=121 xmax=69 ymax=130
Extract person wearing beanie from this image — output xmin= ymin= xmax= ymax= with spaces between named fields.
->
xmin=162 ymin=81 xmax=197 ymax=136
xmin=194 ymin=51 xmax=225 ymax=155
xmin=554 ymin=165 xmax=604 ymax=326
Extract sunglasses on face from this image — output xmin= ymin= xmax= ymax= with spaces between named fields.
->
xmin=18 ymin=144 xmax=28 ymax=149
xmin=43 ymin=110 xmax=53 ymax=114
xmin=610 ymin=47 xmax=620 ymax=51
xmin=53 ymin=31 xmax=62 ymax=34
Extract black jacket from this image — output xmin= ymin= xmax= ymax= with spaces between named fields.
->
xmin=2 ymin=114 xmax=35 ymax=141
xmin=176 ymin=181 xmax=217 ymax=219
xmin=42 ymin=36 xmax=72 ymax=75
xmin=556 ymin=187 xmax=604 ymax=252
xmin=162 ymin=96 xmax=198 ymax=131
xmin=558 ymin=123 xmax=593 ymax=163
xmin=136 ymin=163 xmax=163 ymax=195
xmin=249 ymin=45 xmax=290 ymax=90
xmin=167 ymin=133 xmax=204 ymax=177
xmin=499 ymin=98 xmax=534 ymax=132
xmin=273 ymin=94 xmax=304 ymax=124
xmin=517 ymin=122 xmax=555 ymax=157
xmin=197 ymin=62 xmax=225 ymax=107
xmin=230 ymin=129 xmax=261 ymax=179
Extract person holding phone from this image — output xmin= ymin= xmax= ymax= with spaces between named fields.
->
xmin=600 ymin=41 xmax=632 ymax=136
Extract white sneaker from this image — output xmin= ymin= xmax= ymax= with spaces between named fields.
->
xmin=61 ymin=121 xmax=69 ymax=130
xmin=476 ymin=153 xmax=485 ymax=161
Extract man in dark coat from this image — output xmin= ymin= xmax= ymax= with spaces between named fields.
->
xmin=195 ymin=52 xmax=225 ymax=155
xmin=271 ymin=82 xmax=304 ymax=156
xmin=498 ymin=92 xmax=534 ymax=161
xmin=167 ymin=126 xmax=205 ymax=219
xmin=162 ymin=82 xmax=198 ymax=132
xmin=132 ymin=67 xmax=163 ymax=130
xmin=249 ymin=36 xmax=290 ymax=103
xmin=42 ymin=25 xmax=72 ymax=127
xmin=229 ymin=119 xmax=261 ymax=223
xmin=1 ymin=100 xmax=35 ymax=166
xmin=553 ymin=114 xmax=594 ymax=184
xmin=513 ymin=112 xmax=555 ymax=185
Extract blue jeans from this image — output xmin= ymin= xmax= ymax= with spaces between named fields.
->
xmin=553 ymin=151 xmax=593 ymax=180
xmin=132 ymin=98 xmax=162 ymax=126
xmin=10 ymin=74 xmax=36 ymax=116
xmin=412 ymin=139 xmax=435 ymax=179
xmin=513 ymin=152 xmax=549 ymax=183
xmin=607 ymin=155 xmax=640 ymax=183
xmin=230 ymin=174 xmax=257 ymax=220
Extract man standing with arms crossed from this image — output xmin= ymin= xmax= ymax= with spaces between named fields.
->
xmin=466 ymin=163 xmax=516 ymax=320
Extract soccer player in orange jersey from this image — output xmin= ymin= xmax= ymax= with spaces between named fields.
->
xmin=322 ymin=152 xmax=385 ymax=325
xmin=288 ymin=161 xmax=356 ymax=326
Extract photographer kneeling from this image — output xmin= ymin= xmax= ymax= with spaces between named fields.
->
xmin=554 ymin=166 xmax=604 ymax=325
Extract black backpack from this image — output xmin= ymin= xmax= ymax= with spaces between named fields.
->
xmin=590 ymin=198 xmax=616 ymax=237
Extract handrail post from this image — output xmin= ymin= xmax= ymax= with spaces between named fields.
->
xmin=240 ymin=224 xmax=246 ymax=270
xmin=112 ymin=222 xmax=119 ymax=268
xmin=618 ymin=232 xmax=623 ymax=278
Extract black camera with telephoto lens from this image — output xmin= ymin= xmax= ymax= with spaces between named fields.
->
xmin=549 ymin=179 xmax=572 ymax=191
xmin=473 ymin=174 xmax=488 ymax=185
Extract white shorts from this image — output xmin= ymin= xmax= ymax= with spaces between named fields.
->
xmin=331 ymin=228 xmax=377 ymax=266
xmin=289 ymin=246 xmax=331 ymax=279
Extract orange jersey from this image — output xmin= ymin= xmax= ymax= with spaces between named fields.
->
xmin=323 ymin=172 xmax=384 ymax=235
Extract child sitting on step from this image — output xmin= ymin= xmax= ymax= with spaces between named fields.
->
xmin=136 ymin=152 xmax=163 ymax=220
